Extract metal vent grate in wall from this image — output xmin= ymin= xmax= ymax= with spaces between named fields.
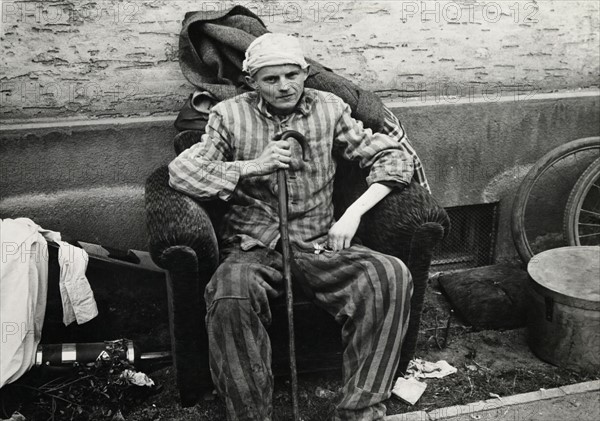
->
xmin=432 ymin=203 xmax=498 ymax=270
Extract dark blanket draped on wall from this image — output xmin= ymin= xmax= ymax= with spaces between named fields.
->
xmin=176 ymin=5 xmax=386 ymax=132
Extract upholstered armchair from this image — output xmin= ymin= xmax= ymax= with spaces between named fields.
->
xmin=145 ymin=130 xmax=450 ymax=407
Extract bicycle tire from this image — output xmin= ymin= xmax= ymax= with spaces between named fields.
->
xmin=511 ymin=136 xmax=600 ymax=264
xmin=563 ymin=157 xmax=600 ymax=246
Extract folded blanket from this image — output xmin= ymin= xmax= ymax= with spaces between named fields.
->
xmin=177 ymin=5 xmax=385 ymax=132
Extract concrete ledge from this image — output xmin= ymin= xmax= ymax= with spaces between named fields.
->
xmin=385 ymin=90 xmax=600 ymax=109
xmin=385 ymin=411 xmax=429 ymax=421
xmin=493 ymin=387 xmax=566 ymax=407
xmin=385 ymin=381 xmax=600 ymax=421
xmin=560 ymin=380 xmax=600 ymax=395
xmin=427 ymin=400 xmax=503 ymax=420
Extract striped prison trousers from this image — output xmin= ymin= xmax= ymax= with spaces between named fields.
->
xmin=204 ymin=242 xmax=413 ymax=421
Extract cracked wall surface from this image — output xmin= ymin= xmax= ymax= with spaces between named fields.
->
xmin=1 ymin=0 xmax=599 ymax=120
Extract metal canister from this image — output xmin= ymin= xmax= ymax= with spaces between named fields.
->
xmin=527 ymin=246 xmax=600 ymax=371
xmin=35 ymin=339 xmax=137 ymax=367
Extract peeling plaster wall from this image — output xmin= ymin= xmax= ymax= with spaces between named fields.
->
xmin=1 ymin=0 xmax=599 ymax=119
xmin=1 ymin=0 xmax=599 ymax=259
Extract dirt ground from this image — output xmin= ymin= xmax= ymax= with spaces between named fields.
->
xmin=4 ymin=273 xmax=599 ymax=421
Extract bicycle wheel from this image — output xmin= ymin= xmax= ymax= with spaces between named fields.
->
xmin=511 ymin=137 xmax=600 ymax=264
xmin=564 ymin=157 xmax=600 ymax=246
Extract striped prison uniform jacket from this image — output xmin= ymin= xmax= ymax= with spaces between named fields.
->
xmin=168 ymin=87 xmax=430 ymax=251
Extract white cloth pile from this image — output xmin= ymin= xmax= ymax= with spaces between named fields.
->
xmin=1 ymin=218 xmax=98 ymax=388
xmin=392 ymin=358 xmax=458 ymax=405
xmin=406 ymin=358 xmax=458 ymax=379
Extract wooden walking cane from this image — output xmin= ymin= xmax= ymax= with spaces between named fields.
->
xmin=273 ymin=130 xmax=308 ymax=421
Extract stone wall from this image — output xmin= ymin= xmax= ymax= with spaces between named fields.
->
xmin=2 ymin=0 xmax=599 ymax=120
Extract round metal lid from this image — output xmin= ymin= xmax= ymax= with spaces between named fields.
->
xmin=528 ymin=246 xmax=600 ymax=310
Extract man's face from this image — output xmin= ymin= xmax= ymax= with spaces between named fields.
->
xmin=247 ymin=64 xmax=308 ymax=114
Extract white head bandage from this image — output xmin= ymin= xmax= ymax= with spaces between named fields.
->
xmin=242 ymin=33 xmax=309 ymax=76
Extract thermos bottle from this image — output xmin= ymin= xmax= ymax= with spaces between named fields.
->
xmin=35 ymin=340 xmax=170 ymax=367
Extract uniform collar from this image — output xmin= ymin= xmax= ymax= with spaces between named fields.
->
xmin=255 ymin=89 xmax=317 ymax=119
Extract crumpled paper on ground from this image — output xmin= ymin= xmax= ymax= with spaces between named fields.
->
xmin=391 ymin=377 xmax=427 ymax=405
xmin=406 ymin=358 xmax=457 ymax=379
xmin=392 ymin=358 xmax=458 ymax=405
xmin=1 ymin=412 xmax=26 ymax=421
xmin=120 ymin=369 xmax=155 ymax=387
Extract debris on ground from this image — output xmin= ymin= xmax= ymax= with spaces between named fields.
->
xmin=111 ymin=410 xmax=125 ymax=421
xmin=314 ymin=387 xmax=336 ymax=399
xmin=406 ymin=358 xmax=458 ymax=379
xmin=120 ymin=370 xmax=155 ymax=387
xmin=391 ymin=377 xmax=427 ymax=405
xmin=1 ymin=412 xmax=26 ymax=421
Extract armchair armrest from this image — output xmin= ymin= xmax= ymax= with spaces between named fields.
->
xmin=145 ymin=165 xmax=219 ymax=274
xmin=358 ymin=181 xmax=449 ymax=262
xmin=144 ymin=165 xmax=220 ymax=406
